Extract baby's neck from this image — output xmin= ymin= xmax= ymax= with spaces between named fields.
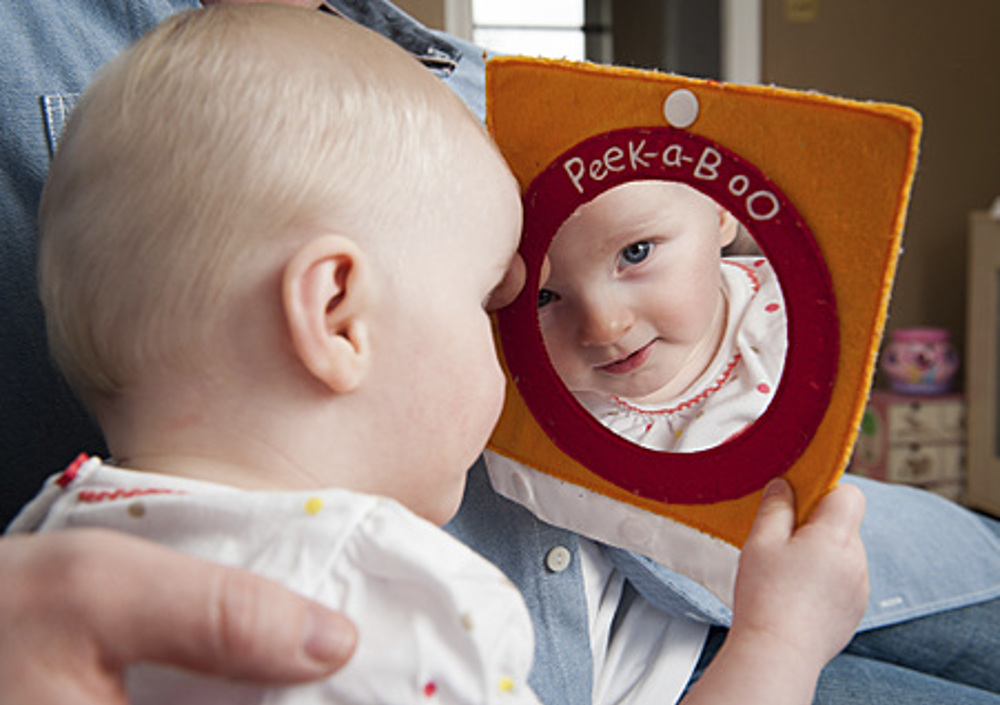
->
xmin=98 ymin=378 xmax=365 ymax=494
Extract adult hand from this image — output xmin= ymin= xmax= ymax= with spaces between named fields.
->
xmin=0 ymin=529 xmax=356 ymax=704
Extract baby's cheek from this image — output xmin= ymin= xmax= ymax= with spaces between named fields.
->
xmin=466 ymin=329 xmax=506 ymax=422
xmin=657 ymin=293 xmax=716 ymax=341
xmin=486 ymin=367 xmax=506 ymax=428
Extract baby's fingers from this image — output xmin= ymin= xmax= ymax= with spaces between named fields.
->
xmin=746 ymin=478 xmax=797 ymax=547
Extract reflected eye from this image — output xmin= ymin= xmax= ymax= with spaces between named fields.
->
xmin=619 ymin=241 xmax=653 ymax=267
xmin=538 ymin=288 xmax=559 ymax=308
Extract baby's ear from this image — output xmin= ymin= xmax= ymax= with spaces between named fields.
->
xmin=282 ymin=234 xmax=371 ymax=394
xmin=717 ymin=207 xmax=740 ymax=249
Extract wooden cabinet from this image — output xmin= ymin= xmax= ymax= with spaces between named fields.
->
xmin=851 ymin=391 xmax=966 ymax=502
xmin=966 ymin=211 xmax=1000 ymax=516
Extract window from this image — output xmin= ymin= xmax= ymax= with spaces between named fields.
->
xmin=471 ymin=0 xmax=587 ymax=60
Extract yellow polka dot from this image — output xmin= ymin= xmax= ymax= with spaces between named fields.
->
xmin=304 ymin=497 xmax=324 ymax=515
xmin=127 ymin=501 xmax=146 ymax=518
xmin=498 ymin=677 xmax=515 ymax=693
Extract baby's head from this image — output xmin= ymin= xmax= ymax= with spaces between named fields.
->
xmin=538 ymin=180 xmax=737 ymax=406
xmin=39 ymin=5 xmax=521 ymax=522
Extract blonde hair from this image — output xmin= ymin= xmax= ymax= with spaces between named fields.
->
xmin=39 ymin=5 xmax=482 ymax=402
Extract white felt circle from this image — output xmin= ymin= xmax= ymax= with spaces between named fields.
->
xmin=663 ymin=89 xmax=700 ymax=128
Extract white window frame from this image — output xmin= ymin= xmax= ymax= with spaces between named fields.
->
xmin=721 ymin=0 xmax=762 ymax=84
xmin=447 ymin=0 xmax=760 ymax=84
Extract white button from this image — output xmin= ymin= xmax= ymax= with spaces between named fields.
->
xmin=545 ymin=546 xmax=572 ymax=573
xmin=663 ymin=88 xmax=700 ymax=128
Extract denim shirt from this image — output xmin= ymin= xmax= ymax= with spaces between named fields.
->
xmin=323 ymin=0 xmax=489 ymax=122
xmin=1 ymin=0 xmax=203 ymax=528
xmin=3 ymin=4 xmax=1000 ymax=705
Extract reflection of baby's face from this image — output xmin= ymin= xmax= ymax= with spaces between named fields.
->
xmin=538 ymin=181 xmax=736 ymax=406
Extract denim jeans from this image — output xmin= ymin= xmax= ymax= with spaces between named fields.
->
xmin=687 ymin=513 xmax=1000 ymax=703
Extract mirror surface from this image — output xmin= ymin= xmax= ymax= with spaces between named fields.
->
xmin=537 ymin=180 xmax=787 ymax=453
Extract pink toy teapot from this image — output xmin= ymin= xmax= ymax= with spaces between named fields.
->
xmin=879 ymin=327 xmax=959 ymax=395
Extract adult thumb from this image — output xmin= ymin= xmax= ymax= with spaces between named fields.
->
xmin=80 ymin=531 xmax=358 ymax=682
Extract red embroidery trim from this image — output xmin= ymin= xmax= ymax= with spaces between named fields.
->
xmin=613 ymin=352 xmax=742 ymax=417
xmin=723 ymin=259 xmax=762 ymax=294
xmin=77 ymin=488 xmax=185 ymax=503
xmin=57 ymin=453 xmax=90 ymax=488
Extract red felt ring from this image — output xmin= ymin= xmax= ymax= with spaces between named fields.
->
xmin=497 ymin=126 xmax=838 ymax=504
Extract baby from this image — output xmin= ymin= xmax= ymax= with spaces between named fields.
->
xmin=10 ymin=6 xmax=870 ymax=704
xmin=9 ymin=5 xmax=536 ymax=703
xmin=537 ymin=180 xmax=788 ymax=452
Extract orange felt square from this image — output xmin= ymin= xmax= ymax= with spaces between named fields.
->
xmin=484 ymin=57 xmax=921 ymax=574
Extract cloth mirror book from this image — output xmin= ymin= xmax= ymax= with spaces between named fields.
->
xmin=484 ymin=56 xmax=921 ymax=606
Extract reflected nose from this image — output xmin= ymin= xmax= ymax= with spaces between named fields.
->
xmin=578 ymin=296 xmax=634 ymax=346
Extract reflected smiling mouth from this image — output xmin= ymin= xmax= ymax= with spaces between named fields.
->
xmin=596 ymin=341 xmax=655 ymax=375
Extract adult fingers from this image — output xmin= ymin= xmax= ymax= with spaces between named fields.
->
xmin=47 ymin=530 xmax=356 ymax=682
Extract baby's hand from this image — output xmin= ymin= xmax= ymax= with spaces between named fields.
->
xmin=681 ymin=479 xmax=867 ymax=704
xmin=732 ymin=478 xmax=869 ymax=673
